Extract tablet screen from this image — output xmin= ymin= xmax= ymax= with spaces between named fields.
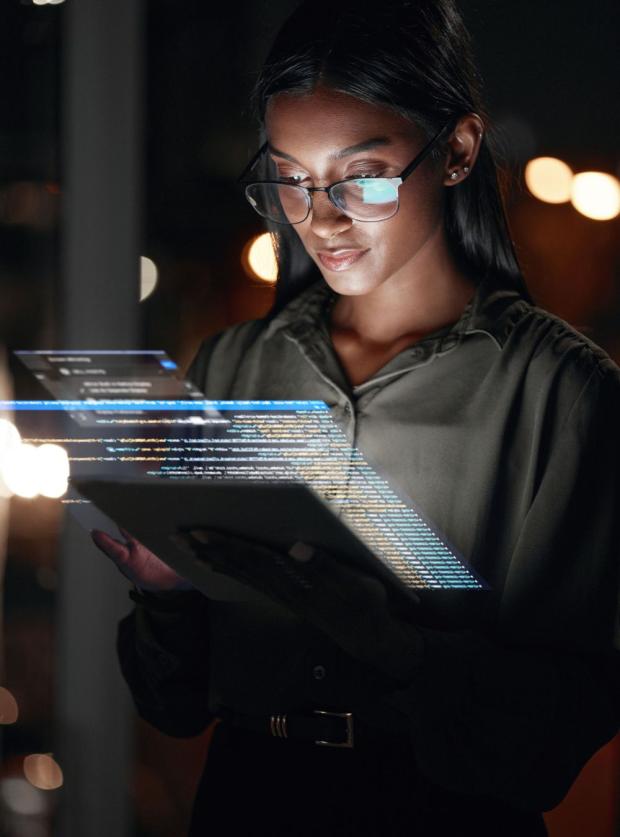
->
xmin=5 ymin=349 xmax=489 ymax=591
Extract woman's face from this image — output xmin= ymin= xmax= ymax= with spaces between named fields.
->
xmin=264 ymin=84 xmax=451 ymax=297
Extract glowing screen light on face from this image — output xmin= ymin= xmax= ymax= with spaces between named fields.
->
xmin=356 ymin=178 xmax=399 ymax=205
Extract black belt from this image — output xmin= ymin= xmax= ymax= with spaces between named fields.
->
xmin=215 ymin=706 xmax=355 ymax=748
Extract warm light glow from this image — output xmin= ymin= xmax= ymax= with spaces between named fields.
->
xmin=0 ymin=687 xmax=19 ymax=724
xmin=243 ymin=233 xmax=278 ymax=283
xmin=140 ymin=256 xmax=158 ymax=301
xmin=1 ymin=443 xmax=40 ymax=498
xmin=0 ymin=778 xmax=47 ymax=816
xmin=23 ymin=754 xmax=64 ymax=791
xmin=0 ymin=428 xmax=69 ymax=499
xmin=524 ymin=157 xmax=573 ymax=204
xmin=36 ymin=443 xmax=70 ymax=498
xmin=0 ymin=418 xmax=21 ymax=452
xmin=0 ymin=418 xmax=21 ymax=497
xmin=570 ymin=172 xmax=620 ymax=221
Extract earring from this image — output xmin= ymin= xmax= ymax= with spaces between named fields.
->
xmin=450 ymin=170 xmax=459 ymax=180
xmin=463 ymin=166 xmax=470 ymax=173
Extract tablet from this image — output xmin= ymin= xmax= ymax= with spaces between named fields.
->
xmin=72 ymin=476 xmax=422 ymax=606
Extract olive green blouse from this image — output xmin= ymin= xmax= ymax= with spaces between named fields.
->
xmin=117 ymin=269 xmax=620 ymax=812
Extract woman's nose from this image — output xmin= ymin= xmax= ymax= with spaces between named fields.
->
xmin=309 ymin=189 xmax=353 ymax=240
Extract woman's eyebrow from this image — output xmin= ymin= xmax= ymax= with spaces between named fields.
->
xmin=267 ymin=137 xmax=392 ymax=164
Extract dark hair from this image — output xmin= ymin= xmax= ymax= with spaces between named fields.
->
xmin=249 ymin=0 xmax=535 ymax=316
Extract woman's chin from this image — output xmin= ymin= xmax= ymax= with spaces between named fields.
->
xmin=319 ymin=269 xmax=381 ymax=297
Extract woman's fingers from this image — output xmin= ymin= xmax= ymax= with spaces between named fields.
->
xmin=117 ymin=525 xmax=136 ymax=543
xmin=90 ymin=529 xmax=130 ymax=564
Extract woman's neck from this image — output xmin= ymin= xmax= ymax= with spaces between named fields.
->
xmin=328 ymin=268 xmax=477 ymax=347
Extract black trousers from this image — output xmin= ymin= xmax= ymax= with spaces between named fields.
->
xmin=187 ymin=720 xmax=549 ymax=836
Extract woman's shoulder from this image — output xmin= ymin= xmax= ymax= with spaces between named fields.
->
xmin=185 ymin=280 xmax=330 ymax=389
xmin=514 ymin=300 xmax=619 ymax=383
xmin=511 ymin=301 xmax=620 ymax=421
xmin=186 ymin=317 xmax=269 ymax=391
xmin=195 ymin=317 xmax=268 ymax=359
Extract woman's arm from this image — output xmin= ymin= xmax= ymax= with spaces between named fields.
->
xmin=116 ymin=588 xmax=214 ymax=738
xmin=382 ymin=364 xmax=620 ymax=811
xmin=179 ymin=362 xmax=620 ymax=809
xmin=383 ymin=624 xmax=619 ymax=811
xmin=90 ymin=519 xmax=215 ymax=737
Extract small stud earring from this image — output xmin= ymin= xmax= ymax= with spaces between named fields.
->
xmin=463 ymin=166 xmax=470 ymax=173
xmin=450 ymin=170 xmax=459 ymax=180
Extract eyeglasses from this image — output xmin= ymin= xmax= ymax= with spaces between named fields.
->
xmin=237 ymin=118 xmax=456 ymax=225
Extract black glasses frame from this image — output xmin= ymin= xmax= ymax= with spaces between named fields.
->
xmin=236 ymin=117 xmax=457 ymax=224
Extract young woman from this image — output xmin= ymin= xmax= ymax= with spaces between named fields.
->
xmin=91 ymin=1 xmax=620 ymax=834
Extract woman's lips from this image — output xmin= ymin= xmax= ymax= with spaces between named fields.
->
xmin=317 ymin=249 xmax=369 ymax=271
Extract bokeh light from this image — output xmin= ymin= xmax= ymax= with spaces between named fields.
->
xmin=0 ymin=777 xmax=47 ymax=816
xmin=0 ymin=418 xmax=21 ymax=452
xmin=1 ymin=442 xmax=39 ymax=498
xmin=242 ymin=232 xmax=278 ymax=283
xmin=0 ymin=687 xmax=19 ymax=725
xmin=23 ymin=754 xmax=64 ymax=791
xmin=0 ymin=418 xmax=21 ymax=497
xmin=0 ymin=434 xmax=69 ymax=499
xmin=525 ymin=157 xmax=573 ymax=204
xmin=36 ymin=443 xmax=70 ymax=498
xmin=140 ymin=256 xmax=158 ymax=301
xmin=570 ymin=172 xmax=620 ymax=221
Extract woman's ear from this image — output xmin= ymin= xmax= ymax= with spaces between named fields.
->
xmin=442 ymin=112 xmax=485 ymax=187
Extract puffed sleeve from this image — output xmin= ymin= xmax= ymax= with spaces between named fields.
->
xmin=116 ymin=589 xmax=214 ymax=737
xmin=383 ymin=363 xmax=620 ymax=811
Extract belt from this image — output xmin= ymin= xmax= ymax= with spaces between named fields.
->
xmin=215 ymin=706 xmax=355 ymax=748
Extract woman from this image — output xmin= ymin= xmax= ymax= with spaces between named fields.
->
xmin=91 ymin=1 xmax=620 ymax=834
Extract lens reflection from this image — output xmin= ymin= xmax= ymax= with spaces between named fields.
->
xmin=245 ymin=179 xmax=399 ymax=224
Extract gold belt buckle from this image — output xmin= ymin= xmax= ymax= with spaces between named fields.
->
xmin=313 ymin=709 xmax=354 ymax=748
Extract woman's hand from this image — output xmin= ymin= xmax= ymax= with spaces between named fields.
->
xmin=178 ymin=527 xmax=424 ymax=685
xmin=90 ymin=527 xmax=195 ymax=593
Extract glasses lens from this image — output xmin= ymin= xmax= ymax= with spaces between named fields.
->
xmin=332 ymin=178 xmax=399 ymax=221
xmin=245 ymin=183 xmax=309 ymax=224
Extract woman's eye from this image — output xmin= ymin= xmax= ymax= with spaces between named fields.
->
xmin=346 ymin=172 xmax=383 ymax=180
xmin=344 ymin=168 xmax=388 ymax=180
xmin=277 ymin=170 xmax=386 ymax=184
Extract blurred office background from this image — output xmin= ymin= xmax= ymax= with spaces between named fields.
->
xmin=0 ymin=0 xmax=618 ymax=835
